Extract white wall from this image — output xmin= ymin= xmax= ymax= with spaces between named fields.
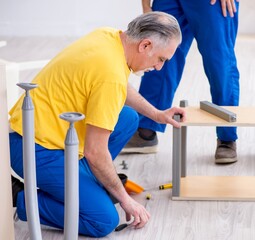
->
xmin=0 ymin=0 xmax=254 ymax=36
xmin=0 ymin=0 xmax=142 ymax=36
xmin=239 ymin=1 xmax=255 ymax=34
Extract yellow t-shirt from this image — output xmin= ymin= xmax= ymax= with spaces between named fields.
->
xmin=9 ymin=27 xmax=131 ymax=158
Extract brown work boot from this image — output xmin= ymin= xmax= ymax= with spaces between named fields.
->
xmin=121 ymin=131 xmax=158 ymax=154
xmin=215 ymin=139 xmax=237 ymax=164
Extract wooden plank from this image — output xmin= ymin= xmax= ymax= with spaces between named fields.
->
xmin=180 ymin=106 xmax=255 ymax=126
xmin=172 ymin=176 xmax=255 ymax=201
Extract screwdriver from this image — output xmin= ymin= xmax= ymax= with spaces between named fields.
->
xmin=159 ymin=183 xmax=173 ymax=190
xmin=115 ymin=223 xmax=129 ymax=232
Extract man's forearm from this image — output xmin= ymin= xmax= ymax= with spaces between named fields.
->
xmin=84 ymin=125 xmax=130 ymax=204
xmin=125 ymin=83 xmax=157 ymax=121
xmin=90 ymin=152 xmax=128 ymax=203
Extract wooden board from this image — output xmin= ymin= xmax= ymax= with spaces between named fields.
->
xmin=180 ymin=106 xmax=255 ymax=126
xmin=172 ymin=176 xmax=255 ymax=201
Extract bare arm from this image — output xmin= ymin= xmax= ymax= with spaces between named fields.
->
xmin=210 ymin=0 xmax=239 ymax=17
xmin=84 ymin=124 xmax=150 ymax=228
xmin=84 ymin=124 xmax=126 ymax=201
xmin=142 ymin=0 xmax=152 ymax=13
xmin=125 ymin=83 xmax=185 ymax=127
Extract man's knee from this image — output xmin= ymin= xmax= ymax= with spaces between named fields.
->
xmin=79 ymin=207 xmax=119 ymax=237
xmin=122 ymin=106 xmax=139 ymax=132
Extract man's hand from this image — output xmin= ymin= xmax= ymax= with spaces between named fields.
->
xmin=210 ymin=0 xmax=239 ymax=17
xmin=120 ymin=196 xmax=150 ymax=229
xmin=142 ymin=0 xmax=152 ymax=13
xmin=155 ymin=107 xmax=186 ymax=128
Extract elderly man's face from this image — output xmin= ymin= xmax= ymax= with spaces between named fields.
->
xmin=132 ymin=39 xmax=178 ymax=76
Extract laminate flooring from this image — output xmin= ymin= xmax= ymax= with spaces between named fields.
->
xmin=1 ymin=34 xmax=255 ymax=240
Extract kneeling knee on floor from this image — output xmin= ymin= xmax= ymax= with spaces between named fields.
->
xmin=80 ymin=211 xmax=119 ymax=237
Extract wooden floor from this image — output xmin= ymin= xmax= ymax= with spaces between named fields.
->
xmin=1 ymin=34 xmax=255 ymax=240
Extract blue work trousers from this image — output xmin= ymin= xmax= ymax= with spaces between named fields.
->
xmin=10 ymin=105 xmax=138 ymax=238
xmin=139 ymin=0 xmax=239 ymax=141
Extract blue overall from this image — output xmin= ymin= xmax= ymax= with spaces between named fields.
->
xmin=139 ymin=0 xmax=239 ymax=141
xmin=10 ymin=106 xmax=138 ymax=238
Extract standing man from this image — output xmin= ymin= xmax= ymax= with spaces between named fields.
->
xmin=123 ymin=0 xmax=239 ymax=164
xmin=10 ymin=12 xmax=185 ymax=237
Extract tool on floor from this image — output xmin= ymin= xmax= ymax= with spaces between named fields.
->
xmin=200 ymin=101 xmax=237 ymax=122
xmin=120 ymin=160 xmax=128 ymax=170
xmin=159 ymin=183 xmax=173 ymax=190
xmin=124 ymin=179 xmax=144 ymax=194
xmin=117 ymin=173 xmax=144 ymax=194
xmin=146 ymin=193 xmax=152 ymax=200
xmin=115 ymin=223 xmax=130 ymax=232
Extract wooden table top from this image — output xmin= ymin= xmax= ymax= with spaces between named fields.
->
xmin=180 ymin=106 xmax=255 ymax=126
